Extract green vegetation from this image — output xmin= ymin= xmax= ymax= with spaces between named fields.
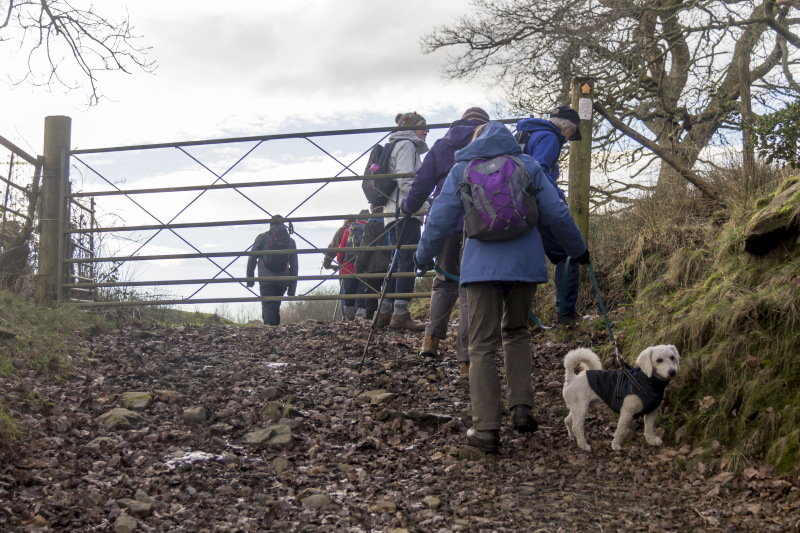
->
xmin=592 ymin=169 xmax=800 ymax=474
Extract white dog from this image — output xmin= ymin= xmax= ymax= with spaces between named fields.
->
xmin=562 ymin=345 xmax=680 ymax=451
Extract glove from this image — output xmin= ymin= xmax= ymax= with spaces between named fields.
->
xmin=413 ymin=253 xmax=435 ymax=277
xmin=400 ymin=199 xmax=412 ymax=216
xmin=246 ymin=281 xmax=255 ymax=288
xmin=287 ymin=289 xmax=296 ymax=297
xmin=574 ymin=249 xmax=590 ymax=265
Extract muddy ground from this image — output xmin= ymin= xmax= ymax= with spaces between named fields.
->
xmin=1 ymin=318 xmax=800 ymax=532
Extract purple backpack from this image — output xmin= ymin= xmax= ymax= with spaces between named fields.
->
xmin=458 ymin=155 xmax=539 ymax=241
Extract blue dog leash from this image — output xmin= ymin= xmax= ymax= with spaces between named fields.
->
xmin=580 ymin=258 xmax=642 ymax=393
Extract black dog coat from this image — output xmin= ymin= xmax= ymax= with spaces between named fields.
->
xmin=585 ymin=368 xmax=667 ymax=415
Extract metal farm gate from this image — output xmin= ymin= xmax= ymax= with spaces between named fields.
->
xmin=58 ymin=121 xmax=490 ymax=312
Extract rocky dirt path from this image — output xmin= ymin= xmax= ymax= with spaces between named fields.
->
xmin=1 ymin=320 xmax=799 ymax=532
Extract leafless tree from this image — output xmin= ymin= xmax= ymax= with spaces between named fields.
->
xmin=1 ymin=0 xmax=156 ymax=106
xmin=423 ymin=0 xmax=800 ymax=202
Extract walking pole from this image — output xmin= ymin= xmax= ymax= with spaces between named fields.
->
xmin=357 ymin=214 xmax=411 ymax=372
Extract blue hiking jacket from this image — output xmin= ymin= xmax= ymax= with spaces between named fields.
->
xmin=415 ymin=121 xmax=587 ymax=285
xmin=516 ymin=117 xmax=567 ymax=203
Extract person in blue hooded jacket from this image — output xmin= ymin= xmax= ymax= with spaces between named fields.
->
xmin=516 ymin=105 xmax=584 ymax=324
xmin=401 ymin=107 xmax=490 ymax=376
xmin=414 ymin=121 xmax=589 ymax=453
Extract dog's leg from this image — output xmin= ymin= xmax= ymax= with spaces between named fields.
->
xmin=571 ymin=404 xmax=592 ymax=452
xmin=643 ymin=410 xmax=662 ymax=446
xmin=612 ymin=395 xmax=643 ymax=451
xmin=564 ymin=412 xmax=575 ymax=439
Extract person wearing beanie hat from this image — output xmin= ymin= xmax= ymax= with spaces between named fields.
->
xmin=374 ymin=111 xmax=430 ymax=331
xmin=515 ymin=105 xmax=584 ymax=325
xmin=398 ymin=107 xmax=490 ymax=374
xmin=461 ymin=107 xmax=491 ymax=124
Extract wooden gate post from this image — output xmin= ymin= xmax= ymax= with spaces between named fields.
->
xmin=568 ymin=77 xmax=594 ymax=240
xmin=37 ymin=115 xmax=71 ymax=304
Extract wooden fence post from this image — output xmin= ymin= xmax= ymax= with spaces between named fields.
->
xmin=37 ymin=115 xmax=71 ymax=304
xmin=568 ymin=77 xmax=593 ymax=240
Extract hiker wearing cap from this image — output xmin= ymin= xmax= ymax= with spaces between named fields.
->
xmin=375 ymin=111 xmax=430 ymax=331
xmin=413 ymin=121 xmax=589 ymax=453
xmin=516 ymin=105 xmax=584 ymax=324
xmin=401 ymin=107 xmax=491 ymax=376
xmin=246 ymin=216 xmax=298 ymax=326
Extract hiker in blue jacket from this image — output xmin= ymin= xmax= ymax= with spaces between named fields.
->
xmin=516 ymin=105 xmax=584 ymax=324
xmin=414 ymin=121 xmax=589 ymax=453
xmin=401 ymin=107 xmax=490 ymax=377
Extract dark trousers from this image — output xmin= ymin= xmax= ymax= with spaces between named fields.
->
xmin=260 ymin=283 xmax=287 ymax=325
xmin=385 ymin=217 xmax=422 ymax=298
xmin=342 ymin=277 xmax=366 ymax=309
xmin=361 ymin=275 xmax=383 ymax=320
xmin=426 ymin=231 xmax=469 ymax=362
xmin=539 ymin=224 xmax=580 ymax=314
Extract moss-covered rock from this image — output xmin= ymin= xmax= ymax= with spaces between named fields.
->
xmin=744 ymin=179 xmax=800 ymax=254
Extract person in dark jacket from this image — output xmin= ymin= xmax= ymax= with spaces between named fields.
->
xmin=354 ymin=205 xmax=391 ymax=321
xmin=414 ymin=122 xmax=589 ymax=453
xmin=401 ymin=107 xmax=490 ymax=377
xmin=246 ymin=216 xmax=298 ymax=325
xmin=516 ymin=105 xmax=584 ymax=324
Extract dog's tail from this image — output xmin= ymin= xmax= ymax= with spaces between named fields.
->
xmin=564 ymin=348 xmax=603 ymax=386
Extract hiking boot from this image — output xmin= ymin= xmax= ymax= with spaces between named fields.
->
xmin=420 ymin=335 xmax=440 ymax=358
xmin=375 ymin=310 xmax=392 ymax=327
xmin=389 ymin=312 xmax=426 ymax=331
xmin=558 ymin=311 xmax=584 ymax=325
xmin=355 ymin=307 xmax=367 ymax=320
xmin=466 ymin=428 xmax=500 ymax=454
xmin=511 ymin=405 xmax=539 ymax=433
xmin=460 ymin=361 xmax=470 ymax=379
xmin=343 ymin=305 xmax=356 ymax=320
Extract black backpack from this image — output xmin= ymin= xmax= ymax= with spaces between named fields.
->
xmin=342 ymin=222 xmax=364 ymax=263
xmin=514 ymin=130 xmax=531 ymax=153
xmin=263 ymin=224 xmax=291 ymax=272
xmin=361 ymin=140 xmax=403 ymax=207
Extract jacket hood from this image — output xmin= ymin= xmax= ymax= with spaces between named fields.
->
xmin=454 ymin=121 xmax=520 ymax=162
xmin=443 ymin=119 xmax=484 ymax=147
xmin=516 ymin=117 xmax=566 ymax=144
xmin=387 ymin=129 xmax=429 ymax=154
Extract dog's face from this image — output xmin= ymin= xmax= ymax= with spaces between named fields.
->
xmin=636 ymin=345 xmax=680 ymax=381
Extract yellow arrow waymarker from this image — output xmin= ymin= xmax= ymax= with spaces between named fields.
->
xmin=581 ymin=82 xmax=592 ymax=94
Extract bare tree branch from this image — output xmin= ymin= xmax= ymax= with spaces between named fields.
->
xmin=594 ymin=101 xmax=724 ymax=204
xmin=1 ymin=0 xmax=155 ymax=106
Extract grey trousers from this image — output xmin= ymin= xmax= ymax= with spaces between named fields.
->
xmin=426 ymin=232 xmax=469 ymax=362
xmin=466 ymin=281 xmax=537 ymax=431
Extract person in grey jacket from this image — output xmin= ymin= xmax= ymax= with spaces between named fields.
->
xmin=246 ymin=216 xmax=298 ymax=325
xmin=414 ymin=122 xmax=589 ymax=453
xmin=375 ymin=111 xmax=430 ymax=332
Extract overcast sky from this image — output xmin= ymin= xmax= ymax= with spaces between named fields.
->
xmin=2 ymin=1 xmax=508 ymax=316
xmin=3 ymin=0 xmax=499 ymax=152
